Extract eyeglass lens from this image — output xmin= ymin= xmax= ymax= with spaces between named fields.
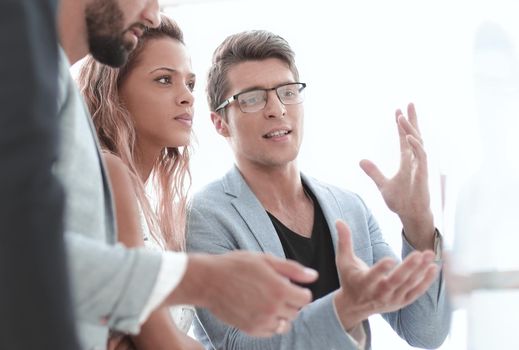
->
xmin=237 ymin=83 xmax=305 ymax=113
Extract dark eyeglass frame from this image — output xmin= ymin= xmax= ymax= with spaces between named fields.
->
xmin=215 ymin=82 xmax=307 ymax=113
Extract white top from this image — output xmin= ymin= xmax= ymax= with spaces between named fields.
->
xmin=139 ymin=204 xmax=195 ymax=333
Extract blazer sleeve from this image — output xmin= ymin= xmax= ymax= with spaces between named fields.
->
xmin=187 ymin=205 xmax=361 ymax=350
xmin=64 ymin=232 xmax=163 ymax=334
xmin=353 ymin=194 xmax=451 ymax=349
xmin=379 ymin=233 xmax=451 ymax=348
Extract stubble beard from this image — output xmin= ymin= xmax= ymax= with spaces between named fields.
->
xmin=85 ymin=0 xmax=132 ymax=67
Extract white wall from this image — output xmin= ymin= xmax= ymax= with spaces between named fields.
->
xmin=161 ymin=1 xmax=519 ymax=348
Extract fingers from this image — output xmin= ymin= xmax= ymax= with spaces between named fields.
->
xmin=397 ymin=104 xmax=420 ymax=132
xmin=335 ymin=220 xmax=356 ymax=263
xmin=262 ymin=318 xmax=292 ymax=337
xmin=395 ymin=109 xmax=409 ymax=159
xmin=406 ymin=134 xmax=427 ymax=163
xmin=407 ymin=102 xmax=420 ymax=132
xmin=388 ymin=251 xmax=433 ymax=296
xmin=398 ymin=115 xmax=423 ymax=145
xmin=397 ymin=113 xmax=427 ymax=172
xmin=266 ymin=255 xmax=318 ymax=284
xmin=406 ymin=135 xmax=429 ymax=181
xmin=115 ymin=342 xmax=136 ymax=350
xmin=256 ymin=303 xmax=297 ymax=337
xmin=402 ymin=264 xmax=438 ymax=305
xmin=364 ymin=258 xmax=398 ymax=296
xmin=380 ymin=251 xmax=436 ymax=304
xmin=365 ymin=257 xmax=397 ymax=282
xmin=113 ymin=337 xmax=136 ymax=350
xmin=385 ymin=251 xmax=430 ymax=285
xmin=397 ymin=102 xmax=423 ymax=142
xmin=359 ymin=159 xmax=386 ymax=189
xmin=107 ymin=335 xmax=128 ymax=350
xmin=269 ymin=271 xmax=313 ymax=310
xmin=275 ymin=319 xmax=290 ymax=334
xmin=265 ymin=256 xmax=315 ymax=310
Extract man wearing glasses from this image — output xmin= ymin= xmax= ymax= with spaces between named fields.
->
xmin=187 ymin=30 xmax=450 ymax=350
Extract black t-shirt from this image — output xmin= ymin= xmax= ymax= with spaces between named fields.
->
xmin=267 ymin=184 xmax=340 ymax=300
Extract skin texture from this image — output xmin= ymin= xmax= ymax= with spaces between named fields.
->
xmin=212 ymin=57 xmax=439 ymax=336
xmin=165 ymin=251 xmax=318 ymax=337
xmin=213 ymin=58 xmax=304 ymax=171
xmin=59 ymin=0 xmax=319 ymax=346
xmin=118 ymin=37 xmax=195 ymax=179
xmin=104 ymin=36 xmax=317 ymax=350
xmin=104 ymin=36 xmax=200 ymax=349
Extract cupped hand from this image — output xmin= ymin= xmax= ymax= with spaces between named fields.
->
xmin=333 ymin=220 xmax=438 ymax=330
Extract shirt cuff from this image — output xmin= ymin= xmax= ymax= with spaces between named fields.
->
xmin=402 ymin=228 xmax=443 ymax=261
xmin=137 ymin=251 xmax=188 ymax=324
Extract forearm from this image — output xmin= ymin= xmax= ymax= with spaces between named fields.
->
xmin=64 ymin=233 xmax=162 ymax=333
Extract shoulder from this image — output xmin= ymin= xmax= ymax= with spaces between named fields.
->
xmin=102 ymin=152 xmax=144 ymax=246
xmin=102 ymin=151 xmax=126 ymax=168
xmin=102 ymin=152 xmax=137 ymax=196
xmin=191 ymin=177 xmax=228 ymax=207
xmin=103 ymin=152 xmax=132 ymax=180
xmin=304 ymin=174 xmax=365 ymax=205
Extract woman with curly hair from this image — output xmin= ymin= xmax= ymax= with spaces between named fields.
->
xmin=78 ymin=14 xmax=201 ymax=350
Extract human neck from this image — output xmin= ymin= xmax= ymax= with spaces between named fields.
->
xmin=237 ymin=161 xmax=307 ymax=211
xmin=58 ymin=0 xmax=89 ymax=65
xmin=134 ymin=141 xmax=163 ymax=183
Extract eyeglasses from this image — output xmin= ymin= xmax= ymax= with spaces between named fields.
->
xmin=215 ymin=82 xmax=307 ymax=113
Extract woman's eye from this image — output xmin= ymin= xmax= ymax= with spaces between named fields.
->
xmin=187 ymin=81 xmax=196 ymax=92
xmin=156 ymin=76 xmax=171 ymax=85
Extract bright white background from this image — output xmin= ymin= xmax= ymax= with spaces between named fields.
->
xmin=161 ymin=1 xmax=519 ymax=348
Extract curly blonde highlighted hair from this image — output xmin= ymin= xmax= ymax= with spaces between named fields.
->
xmin=77 ymin=15 xmax=191 ymax=251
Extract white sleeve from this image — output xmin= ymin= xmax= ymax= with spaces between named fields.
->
xmin=137 ymin=251 xmax=188 ymax=324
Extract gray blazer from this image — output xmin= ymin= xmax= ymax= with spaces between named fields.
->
xmin=55 ymin=49 xmax=162 ymax=350
xmin=187 ymin=166 xmax=450 ymax=350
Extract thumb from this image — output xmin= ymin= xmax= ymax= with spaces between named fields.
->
xmin=335 ymin=220 xmax=355 ymax=264
xmin=266 ymin=255 xmax=319 ymax=284
xmin=359 ymin=159 xmax=386 ymax=189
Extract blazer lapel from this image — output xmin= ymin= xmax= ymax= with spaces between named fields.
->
xmin=302 ymin=173 xmax=342 ymax=254
xmin=223 ymin=167 xmax=286 ymax=258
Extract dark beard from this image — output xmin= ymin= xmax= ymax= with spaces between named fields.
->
xmin=85 ymin=0 xmax=131 ymax=67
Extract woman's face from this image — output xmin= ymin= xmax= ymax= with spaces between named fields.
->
xmin=119 ymin=37 xmax=195 ymax=154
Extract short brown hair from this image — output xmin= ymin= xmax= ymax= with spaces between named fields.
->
xmin=207 ymin=30 xmax=299 ymax=116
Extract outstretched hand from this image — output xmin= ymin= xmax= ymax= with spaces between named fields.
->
xmin=333 ymin=220 xmax=438 ymax=330
xmin=168 ymin=251 xmax=318 ymax=338
xmin=360 ymin=103 xmax=435 ymax=249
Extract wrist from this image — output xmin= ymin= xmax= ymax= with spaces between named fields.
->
xmin=166 ymin=254 xmax=211 ymax=308
xmin=399 ymin=211 xmax=435 ymax=251
xmin=333 ymin=289 xmax=367 ymax=332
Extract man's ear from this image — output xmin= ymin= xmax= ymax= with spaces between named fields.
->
xmin=211 ymin=111 xmax=230 ymax=137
